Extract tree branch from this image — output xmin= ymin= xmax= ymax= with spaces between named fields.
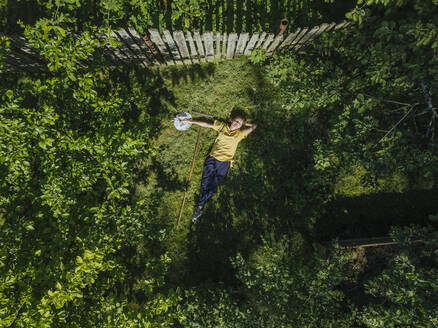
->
xmin=373 ymin=103 xmax=419 ymax=148
xmin=362 ymin=93 xmax=411 ymax=106
xmin=421 ymin=80 xmax=437 ymax=140
xmin=7 ymin=303 xmax=25 ymax=328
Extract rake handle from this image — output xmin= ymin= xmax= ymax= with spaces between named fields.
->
xmin=177 ymin=126 xmax=202 ymax=226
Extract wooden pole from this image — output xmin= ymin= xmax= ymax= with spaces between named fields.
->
xmin=177 ymin=127 xmax=202 ymax=227
xmin=337 ymin=237 xmax=426 ymax=249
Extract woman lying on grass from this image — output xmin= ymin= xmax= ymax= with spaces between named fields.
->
xmin=183 ymin=109 xmax=257 ymax=222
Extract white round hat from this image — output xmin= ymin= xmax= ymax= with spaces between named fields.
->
xmin=174 ymin=112 xmax=193 ymax=131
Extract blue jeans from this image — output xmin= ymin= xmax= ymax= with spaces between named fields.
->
xmin=197 ymin=156 xmax=231 ymax=207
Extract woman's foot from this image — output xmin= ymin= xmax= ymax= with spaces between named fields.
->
xmin=192 ymin=206 xmax=204 ymax=222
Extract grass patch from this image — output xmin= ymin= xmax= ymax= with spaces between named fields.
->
xmin=145 ymin=58 xmax=268 ymax=227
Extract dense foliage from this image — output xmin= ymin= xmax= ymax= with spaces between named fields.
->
xmin=183 ymin=226 xmax=438 ymax=328
xmin=1 ymin=0 xmax=437 ymax=327
xmin=266 ymin=0 xmax=438 ymax=192
xmin=0 ymin=0 xmax=352 ymax=34
xmin=0 ymin=23 xmax=183 ymax=327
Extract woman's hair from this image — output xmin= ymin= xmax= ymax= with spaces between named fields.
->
xmin=230 ymin=107 xmax=247 ymax=123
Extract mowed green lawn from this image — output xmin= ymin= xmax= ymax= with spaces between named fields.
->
xmin=141 ymin=59 xmax=270 ymax=228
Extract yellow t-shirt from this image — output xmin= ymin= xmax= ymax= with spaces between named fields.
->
xmin=210 ymin=120 xmax=247 ymax=162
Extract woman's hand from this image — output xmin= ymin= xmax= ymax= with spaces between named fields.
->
xmin=243 ymin=122 xmax=257 ymax=136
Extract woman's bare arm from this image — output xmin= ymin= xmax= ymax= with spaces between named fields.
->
xmin=183 ymin=119 xmax=215 ymax=129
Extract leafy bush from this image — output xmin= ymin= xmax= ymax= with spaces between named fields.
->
xmin=266 ymin=0 xmax=438 ymax=192
xmin=0 ymin=21 xmax=182 ymax=327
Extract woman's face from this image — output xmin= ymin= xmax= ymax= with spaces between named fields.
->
xmin=230 ymin=117 xmax=245 ymax=131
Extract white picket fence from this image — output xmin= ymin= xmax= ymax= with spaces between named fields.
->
xmin=2 ymin=21 xmax=351 ymax=72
